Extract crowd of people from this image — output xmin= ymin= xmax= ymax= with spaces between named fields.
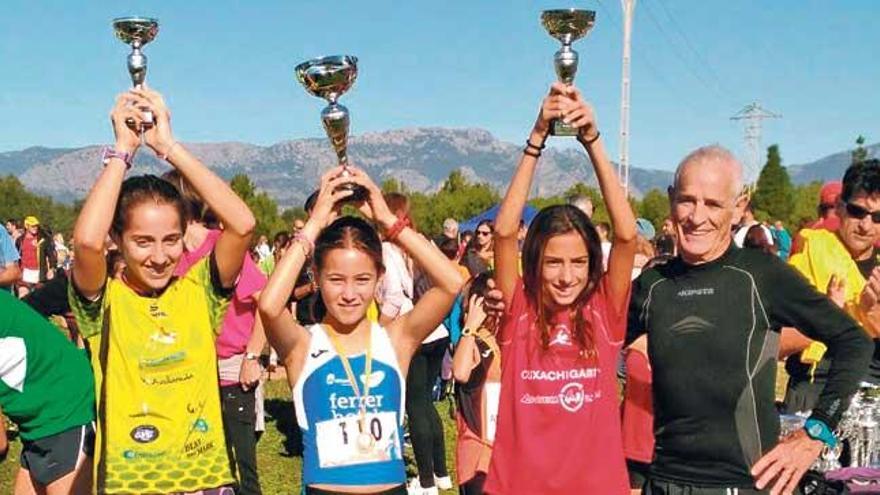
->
xmin=1 ymin=80 xmax=879 ymax=495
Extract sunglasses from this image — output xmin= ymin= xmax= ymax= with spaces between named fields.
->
xmin=476 ymin=230 xmax=492 ymax=236
xmin=845 ymin=202 xmax=880 ymax=223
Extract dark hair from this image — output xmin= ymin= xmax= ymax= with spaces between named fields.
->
xmin=743 ymin=225 xmax=775 ymax=255
xmin=161 ymin=170 xmax=219 ymax=228
xmin=314 ymin=216 xmax=385 ymax=275
xmin=459 ymin=271 xmax=498 ymax=333
xmin=521 ymin=205 xmax=602 ymax=358
xmin=304 ymin=190 xmax=319 ymax=214
xmin=111 ymin=175 xmax=187 ymax=238
xmin=6 ymin=218 xmax=20 ymax=229
xmin=438 ymin=237 xmax=459 ymax=260
xmin=842 ymin=159 xmax=880 ymax=204
xmin=273 ymin=231 xmax=291 ymax=250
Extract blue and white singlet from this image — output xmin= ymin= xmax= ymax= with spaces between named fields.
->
xmin=295 ymin=322 xmax=406 ymax=486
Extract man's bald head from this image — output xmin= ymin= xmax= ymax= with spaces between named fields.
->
xmin=673 ymin=145 xmax=743 ymax=201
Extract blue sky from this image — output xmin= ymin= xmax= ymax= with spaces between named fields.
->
xmin=1 ymin=0 xmax=877 ymax=176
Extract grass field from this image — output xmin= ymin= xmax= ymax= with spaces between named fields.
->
xmin=0 ymin=379 xmax=459 ymax=494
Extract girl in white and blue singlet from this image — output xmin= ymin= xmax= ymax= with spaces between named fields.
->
xmin=259 ymin=167 xmax=465 ymax=495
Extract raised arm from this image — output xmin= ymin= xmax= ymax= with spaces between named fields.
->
xmin=258 ymin=170 xmax=350 ymax=376
xmin=567 ymin=86 xmax=637 ymax=313
xmin=72 ymin=94 xmax=142 ymax=298
xmin=130 ymin=86 xmax=255 ymax=288
xmin=494 ymin=84 xmax=568 ymax=306
xmin=348 ymin=169 xmax=465 ymax=357
xmin=452 ymin=294 xmax=488 ymax=383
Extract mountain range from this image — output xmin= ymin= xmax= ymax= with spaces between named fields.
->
xmin=0 ymin=128 xmax=875 ymax=209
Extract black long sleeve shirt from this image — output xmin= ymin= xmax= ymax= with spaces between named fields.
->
xmin=627 ymin=245 xmax=872 ymax=487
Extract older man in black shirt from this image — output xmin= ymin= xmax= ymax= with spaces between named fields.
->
xmin=627 ymin=146 xmax=871 ymax=495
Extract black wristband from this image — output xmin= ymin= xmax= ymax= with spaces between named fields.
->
xmin=525 ymin=138 xmax=546 ymax=151
xmin=578 ymin=131 xmax=601 ymax=146
xmin=523 ymin=147 xmax=541 ymax=158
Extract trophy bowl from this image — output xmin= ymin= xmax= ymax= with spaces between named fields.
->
xmin=295 ymin=55 xmax=358 ymax=103
xmin=541 ymin=9 xmax=595 ymax=45
xmin=112 ymin=17 xmax=159 ymax=46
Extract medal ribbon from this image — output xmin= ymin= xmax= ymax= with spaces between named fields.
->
xmin=324 ymin=324 xmax=373 ymax=434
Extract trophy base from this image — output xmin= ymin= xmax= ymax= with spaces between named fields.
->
xmin=550 ymin=119 xmax=578 ymax=137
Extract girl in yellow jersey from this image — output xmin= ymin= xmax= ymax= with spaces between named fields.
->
xmin=68 ymin=87 xmax=255 ymax=495
xmin=259 ymin=167 xmax=464 ymax=495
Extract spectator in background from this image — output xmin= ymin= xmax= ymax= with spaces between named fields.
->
xmin=569 ymin=193 xmax=594 ymax=218
xmin=791 ymin=180 xmax=843 ymax=255
xmin=254 ymin=234 xmax=272 ymax=262
xmin=292 ymin=218 xmax=306 ymax=234
xmin=16 ymin=216 xmax=56 ymax=298
xmin=461 ymin=220 xmax=494 ymax=277
xmin=595 ymin=221 xmax=612 ymax=271
xmin=435 ymin=217 xmax=459 ymax=246
xmin=733 ymin=203 xmax=773 ymax=248
xmin=5 ymin=218 xmax=22 ymax=244
xmin=810 ymin=181 xmax=843 ymax=231
xmin=633 ymin=218 xmax=656 ymax=279
xmin=54 ymin=232 xmax=70 ymax=271
xmin=771 ymin=220 xmax=792 ymax=260
xmin=743 ymin=224 xmax=777 ymax=256
xmin=0 ymin=225 xmax=21 ymax=292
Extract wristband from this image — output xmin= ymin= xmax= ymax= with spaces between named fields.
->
xmin=101 ymin=147 xmax=132 ymax=170
xmin=523 ymin=147 xmax=541 ymax=158
xmin=577 ymin=131 xmax=601 ymax=146
xmin=385 ymin=215 xmax=411 ymax=242
xmin=525 ymin=138 xmax=546 ymax=151
xmin=292 ymin=232 xmax=314 ymax=258
xmin=244 ymin=352 xmax=259 ymax=361
xmin=804 ymin=418 xmax=837 ymax=448
xmin=461 ymin=327 xmax=474 ymax=337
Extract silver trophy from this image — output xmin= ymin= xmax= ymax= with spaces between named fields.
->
xmin=541 ymin=9 xmax=596 ymax=136
xmin=112 ymin=16 xmax=159 ymax=130
xmin=295 ymin=55 xmax=366 ymax=201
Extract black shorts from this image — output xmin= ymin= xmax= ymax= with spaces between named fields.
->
xmin=20 ymin=423 xmax=95 ymax=486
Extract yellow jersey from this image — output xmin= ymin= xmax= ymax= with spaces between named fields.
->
xmin=69 ymin=257 xmax=234 ymax=494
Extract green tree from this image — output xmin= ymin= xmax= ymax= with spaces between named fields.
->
xmin=752 ymin=144 xmax=794 ymax=222
xmin=0 ymin=175 xmax=79 ymax=236
xmin=229 ymin=173 xmax=286 ymax=239
xmin=853 ymin=135 xmax=869 ymax=165
xmin=638 ymin=188 xmax=670 ymax=230
xmin=787 ymin=181 xmax=823 ymax=230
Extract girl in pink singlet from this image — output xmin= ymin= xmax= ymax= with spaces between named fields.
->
xmin=485 ymin=82 xmax=637 ymax=495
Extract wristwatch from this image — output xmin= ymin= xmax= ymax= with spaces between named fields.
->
xmin=244 ymin=352 xmax=259 ymax=361
xmin=804 ymin=418 xmax=838 ymax=448
xmin=101 ymin=147 xmax=133 ymax=169
xmin=461 ymin=327 xmax=474 ymax=338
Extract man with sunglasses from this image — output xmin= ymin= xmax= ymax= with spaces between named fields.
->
xmin=783 ymin=158 xmax=880 ymax=413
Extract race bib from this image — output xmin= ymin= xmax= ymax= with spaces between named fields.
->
xmin=485 ymin=382 xmax=501 ymax=442
xmin=315 ymin=412 xmax=401 ymax=468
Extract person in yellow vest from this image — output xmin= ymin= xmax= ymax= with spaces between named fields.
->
xmin=69 ymin=87 xmax=255 ymax=494
xmin=782 ymin=158 xmax=880 ymax=413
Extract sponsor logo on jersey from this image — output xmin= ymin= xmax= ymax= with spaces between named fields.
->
xmin=131 ymin=425 xmax=160 ymax=443
xmin=559 ymin=382 xmax=585 ymax=412
xmin=676 ymin=287 xmax=715 ymax=297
